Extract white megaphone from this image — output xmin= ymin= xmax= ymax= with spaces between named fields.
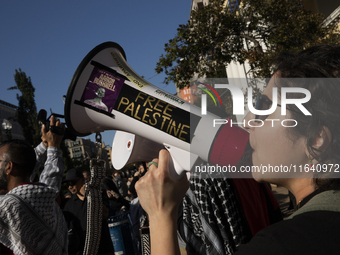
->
xmin=111 ymin=130 xmax=193 ymax=180
xmin=110 ymin=131 xmax=164 ymax=170
xmin=65 ymin=42 xmax=249 ymax=179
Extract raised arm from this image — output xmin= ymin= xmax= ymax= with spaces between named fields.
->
xmin=135 ymin=150 xmax=189 ymax=255
xmin=37 ymin=115 xmax=65 ymax=195
xmin=31 ymin=141 xmax=47 ymax=182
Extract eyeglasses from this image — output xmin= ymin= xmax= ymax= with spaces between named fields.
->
xmin=68 ymin=178 xmax=81 ymax=187
xmin=0 ymin=160 xmax=9 ymax=163
xmin=254 ymin=93 xmax=281 ymax=121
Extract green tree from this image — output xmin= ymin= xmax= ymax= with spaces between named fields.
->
xmin=156 ymin=0 xmax=339 ymax=89
xmin=8 ymin=69 xmax=40 ymax=146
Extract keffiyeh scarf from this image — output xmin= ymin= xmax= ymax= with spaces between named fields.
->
xmin=0 ymin=184 xmax=68 ymax=255
xmin=182 ymin=172 xmax=248 ymax=255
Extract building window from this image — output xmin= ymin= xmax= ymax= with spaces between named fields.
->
xmin=73 ymin=152 xmax=83 ymax=158
xmin=72 ymin=147 xmax=82 ymax=153
xmin=71 ymin=140 xmax=80 ymax=147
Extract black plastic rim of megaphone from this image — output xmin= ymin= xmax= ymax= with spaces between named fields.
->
xmin=64 ymin=41 xmax=127 ymax=137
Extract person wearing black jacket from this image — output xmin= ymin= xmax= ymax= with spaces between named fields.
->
xmin=102 ymin=174 xmax=130 ymax=216
xmin=63 ymin=168 xmax=114 ymax=255
xmin=129 ymin=162 xmax=147 ymax=198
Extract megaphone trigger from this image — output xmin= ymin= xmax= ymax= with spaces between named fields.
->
xmin=163 ymin=143 xmax=197 ymax=180
xmin=167 ymin=153 xmax=187 ymax=181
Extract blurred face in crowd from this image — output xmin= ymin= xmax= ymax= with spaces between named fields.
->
xmin=83 ymin=171 xmax=90 ymax=182
xmin=0 ymin=148 xmax=9 ymax=190
xmin=139 ymin=164 xmax=145 ymax=173
xmin=0 ymin=162 xmax=8 ymax=190
xmin=68 ymin=185 xmax=77 ymax=194
xmin=68 ymin=177 xmax=85 ymax=196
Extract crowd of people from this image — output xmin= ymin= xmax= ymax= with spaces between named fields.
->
xmin=0 ymin=116 xmax=68 ymax=254
xmin=0 ymin=44 xmax=339 ymax=255
xmin=0 ymin=117 xmax=149 ymax=255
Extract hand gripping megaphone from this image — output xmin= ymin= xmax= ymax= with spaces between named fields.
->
xmin=64 ymin=42 xmax=249 ymax=179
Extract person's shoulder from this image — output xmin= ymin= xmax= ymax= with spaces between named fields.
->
xmin=236 ymin=210 xmax=340 ymax=255
xmin=262 ymin=210 xmax=340 ymax=238
xmin=102 ymin=177 xmax=116 ymax=188
xmin=235 ymin=220 xmax=290 ymax=255
xmin=63 ymin=194 xmax=80 ymax=206
xmin=69 ymin=193 xmax=79 ymax=200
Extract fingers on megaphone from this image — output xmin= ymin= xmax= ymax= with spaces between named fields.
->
xmin=158 ymin=149 xmax=171 ymax=177
xmin=148 ymin=149 xmax=186 ymax=182
xmin=146 ymin=151 xmax=167 ymax=176
xmin=148 ymin=160 xmax=159 ymax=170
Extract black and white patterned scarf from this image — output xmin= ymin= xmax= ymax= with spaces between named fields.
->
xmin=181 ymin=172 xmax=248 ymax=255
xmin=0 ymin=184 xmax=68 ymax=255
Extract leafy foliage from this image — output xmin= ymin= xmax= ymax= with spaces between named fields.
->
xmin=8 ymin=69 xmax=40 ymax=146
xmin=156 ymin=0 xmax=339 ymax=89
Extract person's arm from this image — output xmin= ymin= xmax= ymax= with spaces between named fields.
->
xmin=135 ymin=150 xmax=189 ymax=255
xmin=39 ymin=146 xmax=64 ymax=194
xmin=38 ymin=115 xmax=65 ymax=195
xmin=30 ymin=141 xmax=47 ymax=182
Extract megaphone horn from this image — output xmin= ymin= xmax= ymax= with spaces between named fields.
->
xmin=111 ymin=131 xmax=164 ymax=170
xmin=65 ymin=42 xmax=249 ymax=178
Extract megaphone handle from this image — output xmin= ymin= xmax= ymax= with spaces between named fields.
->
xmin=168 ymin=152 xmax=187 ymax=181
